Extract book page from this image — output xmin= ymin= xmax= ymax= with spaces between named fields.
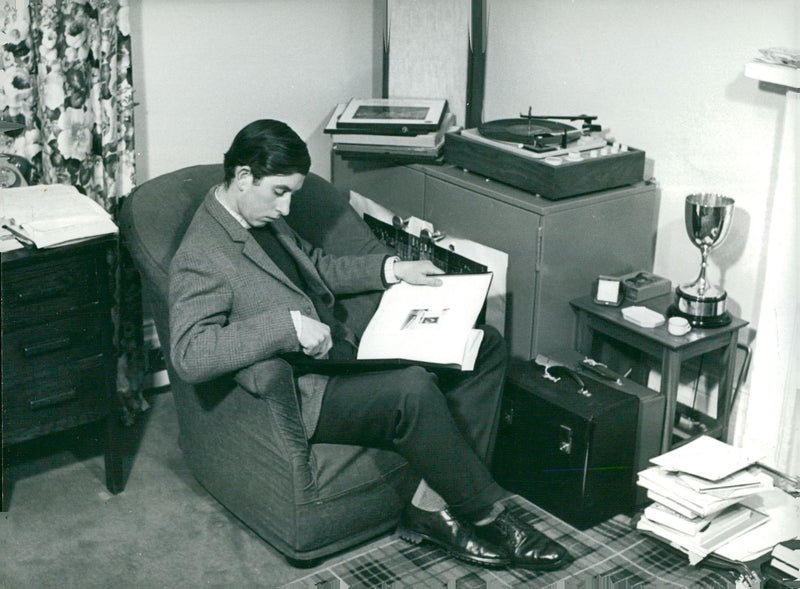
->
xmin=0 ymin=184 xmax=117 ymax=248
xmin=347 ymin=191 xmax=509 ymax=340
xmin=357 ymin=273 xmax=492 ymax=368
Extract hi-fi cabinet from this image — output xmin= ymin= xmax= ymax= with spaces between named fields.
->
xmin=491 ymin=353 xmax=665 ymax=530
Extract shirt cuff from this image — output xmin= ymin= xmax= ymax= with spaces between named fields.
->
xmin=382 ymin=255 xmax=401 ymax=286
xmin=290 ymin=310 xmax=303 ymax=340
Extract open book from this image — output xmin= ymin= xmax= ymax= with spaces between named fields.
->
xmin=1 ymin=184 xmax=118 ymax=250
xmin=356 ymin=273 xmax=492 ymax=370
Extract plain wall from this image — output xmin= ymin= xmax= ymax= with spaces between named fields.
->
xmin=131 ymin=0 xmax=796 ymax=333
xmin=483 ymin=0 xmax=796 ymax=331
xmin=129 ymin=0 xmax=381 ymax=181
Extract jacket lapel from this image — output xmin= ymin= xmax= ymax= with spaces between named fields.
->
xmin=204 ymin=193 xmax=303 ymax=294
xmin=270 ymin=218 xmax=334 ymax=301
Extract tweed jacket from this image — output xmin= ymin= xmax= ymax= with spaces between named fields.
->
xmin=168 ymin=189 xmax=389 ymax=435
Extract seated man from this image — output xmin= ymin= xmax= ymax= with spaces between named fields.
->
xmin=168 ymin=119 xmax=570 ymax=570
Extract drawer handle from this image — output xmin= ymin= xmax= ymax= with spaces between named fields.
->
xmin=29 ymin=389 xmax=78 ymax=410
xmin=23 ymin=336 xmax=72 ymax=356
xmin=16 ymin=284 xmax=70 ymax=303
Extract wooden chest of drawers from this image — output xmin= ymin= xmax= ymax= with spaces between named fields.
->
xmin=1 ymin=235 xmax=124 ymax=508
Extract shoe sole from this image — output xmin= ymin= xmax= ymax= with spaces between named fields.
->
xmin=512 ymin=554 xmax=574 ymax=571
xmin=396 ymin=525 xmax=511 ymax=568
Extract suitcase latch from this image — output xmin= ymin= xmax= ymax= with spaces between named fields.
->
xmin=559 ymin=425 xmax=573 ymax=455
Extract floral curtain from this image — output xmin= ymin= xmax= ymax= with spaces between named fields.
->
xmin=1 ymin=0 xmax=148 ymax=423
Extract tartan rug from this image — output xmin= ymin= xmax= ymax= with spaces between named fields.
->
xmin=283 ymin=497 xmax=745 ymax=588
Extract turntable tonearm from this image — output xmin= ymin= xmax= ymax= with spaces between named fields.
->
xmin=444 ymin=110 xmax=646 ymax=200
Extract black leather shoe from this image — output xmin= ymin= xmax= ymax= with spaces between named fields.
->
xmin=475 ymin=508 xmax=570 ymax=570
xmin=397 ymin=505 xmax=511 ymax=568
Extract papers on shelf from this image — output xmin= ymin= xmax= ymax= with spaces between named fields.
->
xmin=357 ymin=273 xmax=492 ymax=371
xmin=650 ymin=435 xmax=763 ymax=481
xmin=0 ymin=184 xmax=117 ymax=250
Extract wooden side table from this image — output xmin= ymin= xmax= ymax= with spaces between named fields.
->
xmin=570 ymin=294 xmax=748 ymax=452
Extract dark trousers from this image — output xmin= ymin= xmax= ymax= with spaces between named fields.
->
xmin=309 ymin=325 xmax=509 ymax=520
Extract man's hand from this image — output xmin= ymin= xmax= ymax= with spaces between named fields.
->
xmin=393 ymin=260 xmax=445 ymax=286
xmin=297 ymin=315 xmax=333 ymax=358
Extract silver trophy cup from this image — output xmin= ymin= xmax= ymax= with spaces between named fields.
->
xmin=669 ymin=193 xmax=735 ymax=327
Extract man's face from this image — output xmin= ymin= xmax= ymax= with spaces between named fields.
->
xmin=237 ymin=171 xmax=305 ymax=227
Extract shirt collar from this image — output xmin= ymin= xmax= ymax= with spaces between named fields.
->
xmin=214 ymin=184 xmax=251 ymax=229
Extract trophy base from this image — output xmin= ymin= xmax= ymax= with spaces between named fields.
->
xmin=669 ymin=286 xmax=731 ymax=328
xmin=667 ymin=305 xmax=732 ymax=328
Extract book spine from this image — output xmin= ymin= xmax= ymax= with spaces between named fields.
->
xmin=772 ymin=542 xmax=800 ymax=568
xmin=770 ymin=556 xmax=800 ymax=579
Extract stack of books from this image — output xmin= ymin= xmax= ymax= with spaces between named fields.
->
xmin=636 ymin=436 xmax=773 ymax=564
xmin=767 ymin=539 xmax=800 ymax=580
xmin=325 ymin=100 xmax=457 ymax=161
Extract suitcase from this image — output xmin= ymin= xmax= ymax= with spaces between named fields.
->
xmin=492 ymin=352 xmax=665 ymax=529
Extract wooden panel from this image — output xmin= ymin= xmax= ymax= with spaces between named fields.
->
xmin=2 ymin=354 xmax=109 ymax=443
xmin=1 ymin=251 xmax=102 ymax=330
xmin=1 ymin=239 xmax=114 ymax=443
xmin=2 ymin=312 xmax=106 ymax=387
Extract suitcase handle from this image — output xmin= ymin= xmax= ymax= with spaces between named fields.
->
xmin=547 ymin=366 xmax=591 ymax=397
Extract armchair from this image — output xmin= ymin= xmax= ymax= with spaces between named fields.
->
xmin=119 ymin=164 xmax=418 ymax=564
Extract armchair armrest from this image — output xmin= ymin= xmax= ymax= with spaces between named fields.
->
xmin=234 ymin=358 xmax=311 ymax=456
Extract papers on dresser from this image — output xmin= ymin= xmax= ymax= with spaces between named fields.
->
xmin=0 ymin=184 xmax=117 ymax=250
xmin=357 ymin=273 xmax=492 ymax=371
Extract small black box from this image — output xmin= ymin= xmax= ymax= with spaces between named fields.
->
xmin=492 ymin=354 xmax=664 ymax=529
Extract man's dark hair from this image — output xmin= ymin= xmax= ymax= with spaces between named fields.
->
xmin=223 ymin=119 xmax=311 ymax=184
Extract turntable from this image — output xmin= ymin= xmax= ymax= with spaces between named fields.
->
xmin=444 ymin=110 xmax=646 ymax=200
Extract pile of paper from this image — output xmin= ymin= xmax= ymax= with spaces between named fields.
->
xmin=636 ymin=436 xmax=773 ymax=564
xmin=0 ymin=184 xmax=117 ymax=251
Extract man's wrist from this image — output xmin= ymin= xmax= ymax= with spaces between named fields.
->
xmin=382 ymin=255 xmax=401 ymax=285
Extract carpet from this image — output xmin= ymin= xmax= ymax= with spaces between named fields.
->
xmin=1 ymin=389 xmax=751 ymax=588
xmin=283 ymin=498 xmax=745 ymax=588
